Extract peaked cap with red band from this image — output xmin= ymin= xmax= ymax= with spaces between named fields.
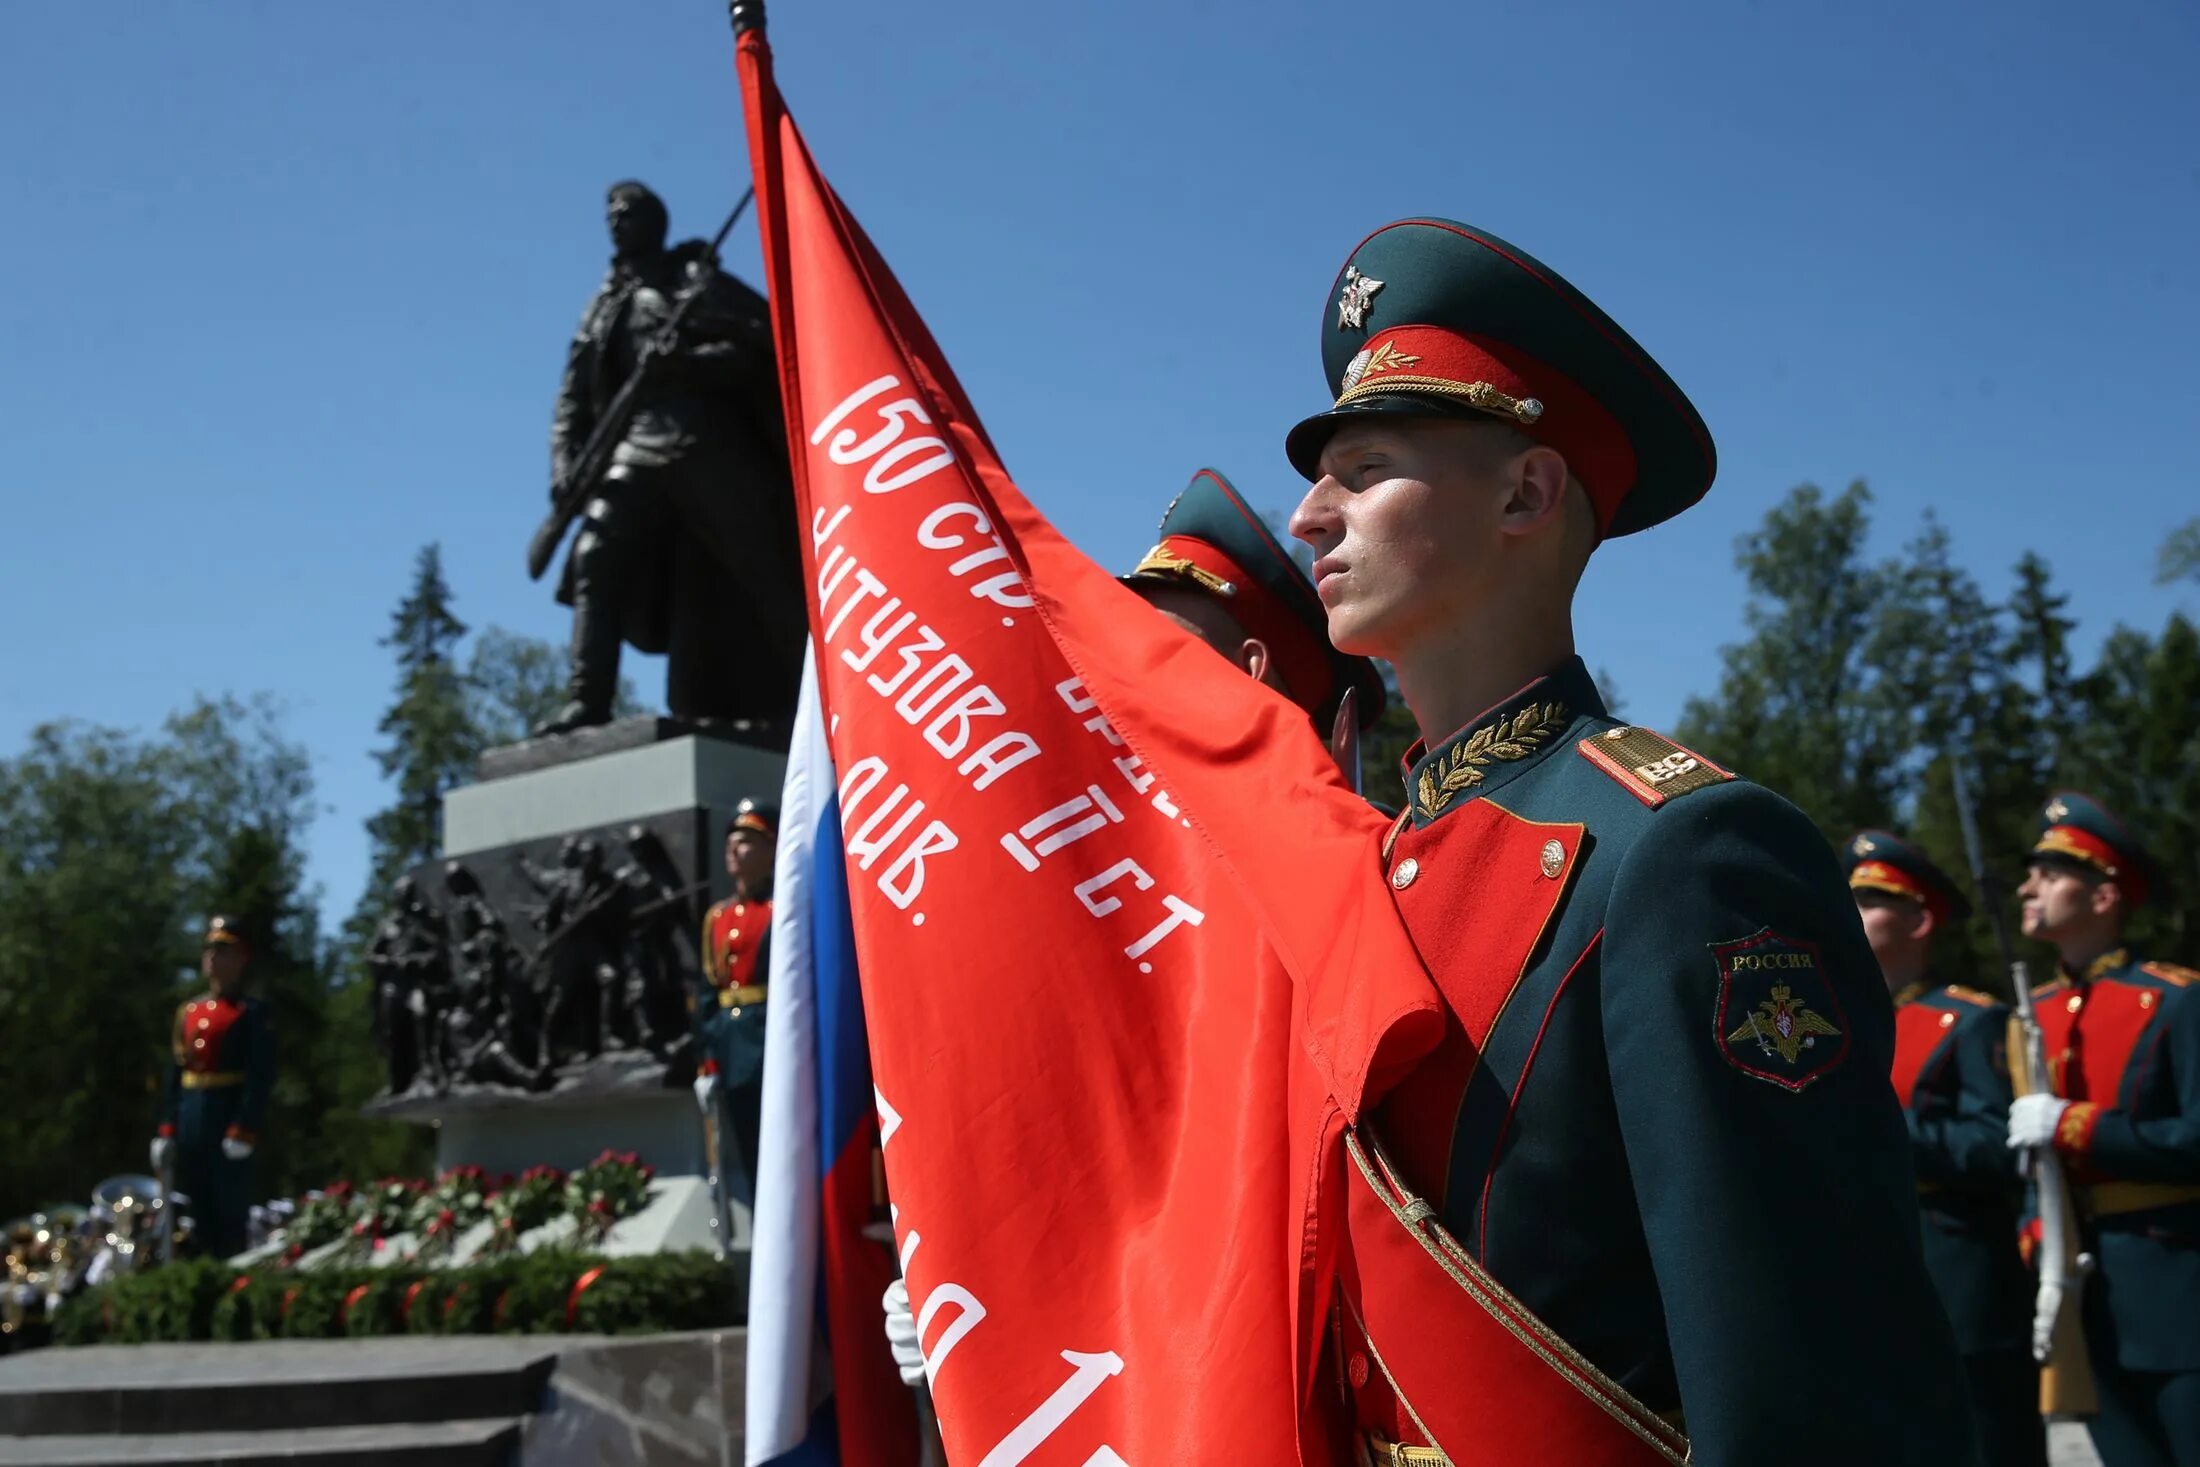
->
xmin=731 ymin=796 xmax=779 ymax=838
xmin=1123 ymin=468 xmax=1386 ymax=732
xmin=1285 ymin=219 xmax=1717 ymax=537
xmin=2031 ymin=791 xmax=2157 ymax=908
xmin=1840 ymin=829 xmax=1969 ymax=926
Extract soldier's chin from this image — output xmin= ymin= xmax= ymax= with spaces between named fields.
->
xmin=1324 ymin=602 xmax=1396 ymax=661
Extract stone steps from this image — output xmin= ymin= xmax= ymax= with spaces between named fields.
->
xmin=0 ymin=1338 xmax=556 ymax=1467
xmin=0 ymin=1331 xmax=746 ymax=1467
xmin=0 ymin=1418 xmax=520 ymax=1467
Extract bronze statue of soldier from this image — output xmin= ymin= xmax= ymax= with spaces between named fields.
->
xmin=536 ymin=180 xmax=805 ymax=736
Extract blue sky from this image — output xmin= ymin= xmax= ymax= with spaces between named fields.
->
xmin=4 ymin=0 xmax=2195 ymax=926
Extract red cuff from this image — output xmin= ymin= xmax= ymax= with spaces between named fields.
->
xmin=224 ymin=1124 xmax=258 ymax=1144
xmin=2054 ymin=1102 xmax=2103 ymax=1157
xmin=2019 ymin=1217 xmax=2043 ymax=1268
xmin=698 ymin=1058 xmax=719 ymax=1077
xmin=157 ymin=1123 xmax=176 ymax=1139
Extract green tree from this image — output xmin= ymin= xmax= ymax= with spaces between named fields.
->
xmin=1675 ymin=482 xmax=1907 ymax=840
xmin=2157 ymin=518 xmax=2200 ymax=589
xmin=359 ymin=545 xmax=477 ymax=911
xmin=0 ymin=698 xmax=374 ymax=1212
xmin=2058 ymin=615 xmax=2200 ymax=961
xmin=465 ymin=624 xmax=641 ymax=746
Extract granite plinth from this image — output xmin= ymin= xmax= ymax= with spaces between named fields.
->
xmin=478 ymin=716 xmax=783 ymax=783
xmin=445 ymin=733 xmax=786 ymax=857
xmin=365 ymin=1055 xmax=709 ymax=1181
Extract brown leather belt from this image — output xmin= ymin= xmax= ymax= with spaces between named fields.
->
xmin=2086 ymin=1181 xmax=2200 ymax=1217
xmin=717 ymin=982 xmax=768 ymax=1010
xmin=180 ymin=1070 xmax=244 ymax=1090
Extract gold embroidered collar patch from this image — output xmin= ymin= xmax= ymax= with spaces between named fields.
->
xmin=1413 ymin=700 xmax=1570 ymax=818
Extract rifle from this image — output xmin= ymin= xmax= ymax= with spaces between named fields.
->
xmin=526 ymin=188 xmax=757 ymax=581
xmin=1950 ymin=758 xmax=2096 ymax=1415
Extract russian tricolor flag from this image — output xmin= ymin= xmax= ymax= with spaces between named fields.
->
xmin=746 ymin=643 xmax=918 ymax=1467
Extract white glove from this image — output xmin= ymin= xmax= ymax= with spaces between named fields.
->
xmin=692 ymin=1073 xmax=719 ymax=1111
xmin=2007 ymin=1094 xmax=2071 ymax=1150
xmin=222 ymin=1136 xmax=255 ymax=1161
xmin=150 ymin=1136 xmax=173 ymax=1172
xmin=882 ymin=1276 xmax=926 ymax=1387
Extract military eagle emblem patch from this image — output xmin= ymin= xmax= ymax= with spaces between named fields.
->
xmin=1711 ymin=928 xmax=1849 ymax=1092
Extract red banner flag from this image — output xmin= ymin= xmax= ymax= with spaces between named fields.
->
xmin=733 ymin=22 xmax=1443 ymax=1465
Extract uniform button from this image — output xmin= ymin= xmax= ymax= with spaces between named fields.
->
xmin=2067 ymin=995 xmax=2083 ymax=1013
xmin=1347 ymin=1352 xmax=1370 ymax=1388
xmin=1539 ymin=840 xmax=1565 ymax=879
xmin=193 ymin=1038 xmax=206 ymax=1050
xmin=1390 ymin=858 xmax=1419 ymax=890
xmin=1939 ymin=1013 xmax=1956 ymax=1028
xmin=2141 ymin=992 xmax=2157 ymax=1010
xmin=198 ymin=1018 xmax=212 ymax=1031
xmin=729 ymin=929 xmax=741 ymax=941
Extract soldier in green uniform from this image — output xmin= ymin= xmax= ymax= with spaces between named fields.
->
xmin=1280 ymin=219 xmax=1972 ymax=1464
xmin=1845 ymin=829 xmax=2043 ymax=1467
xmin=149 ymin=916 xmax=275 ymax=1261
xmin=693 ymin=797 xmax=778 ymax=1210
xmin=2007 ymin=793 xmax=2200 ymax=1467
xmin=1120 ymin=467 xmax=1385 ymax=747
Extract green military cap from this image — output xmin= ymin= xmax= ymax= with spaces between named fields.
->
xmin=1285 ymin=219 xmax=1717 ymax=538
xmin=1841 ymin=829 xmax=1970 ymax=924
xmin=732 ymin=796 xmax=779 ymax=837
xmin=202 ymin=914 xmax=250 ymax=951
xmin=1124 ymin=468 xmax=1386 ymax=731
xmin=2032 ymin=791 xmax=2158 ymax=908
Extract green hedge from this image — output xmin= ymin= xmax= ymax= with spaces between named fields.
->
xmin=51 ymin=1251 xmax=740 ymax=1346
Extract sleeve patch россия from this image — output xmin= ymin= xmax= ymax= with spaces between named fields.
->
xmin=1711 ymin=927 xmax=1850 ymax=1093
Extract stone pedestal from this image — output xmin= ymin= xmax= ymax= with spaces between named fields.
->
xmin=355 ymin=720 xmax=785 ymax=1264
xmin=442 ymin=726 xmax=786 ymax=860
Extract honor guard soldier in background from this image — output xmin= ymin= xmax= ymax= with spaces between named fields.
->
xmin=1121 ymin=467 xmax=1386 ymax=747
xmin=1847 ymin=829 xmax=2044 ymax=1467
xmin=693 ymin=797 xmax=777 ymax=1210
xmin=2008 ymin=793 xmax=2200 ymax=1466
xmin=149 ymin=916 xmax=274 ymax=1261
xmin=1283 ymin=219 xmax=1971 ymax=1464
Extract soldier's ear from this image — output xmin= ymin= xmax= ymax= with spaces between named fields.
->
xmin=2090 ymin=879 xmax=2125 ymax=921
xmin=1496 ymin=443 xmax=1572 ymax=538
xmin=1238 ymin=638 xmax=1282 ymax=693
xmin=1910 ymin=905 xmax=1936 ymax=942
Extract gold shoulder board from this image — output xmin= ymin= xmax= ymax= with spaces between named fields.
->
xmin=2142 ymin=962 xmax=2200 ymax=988
xmin=2031 ymin=977 xmax=2069 ymax=1000
xmin=1942 ymin=985 xmax=1999 ymax=1008
xmin=1576 ymin=727 xmax=1733 ymax=809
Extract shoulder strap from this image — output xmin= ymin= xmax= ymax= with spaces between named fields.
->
xmin=1575 ymin=727 xmax=1733 ymax=809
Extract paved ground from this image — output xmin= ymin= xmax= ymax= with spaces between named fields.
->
xmin=2052 ymin=1420 xmax=2104 ymax=1465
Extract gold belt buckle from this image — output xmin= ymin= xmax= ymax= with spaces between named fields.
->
xmin=1364 ymin=1432 xmax=1450 ymax=1466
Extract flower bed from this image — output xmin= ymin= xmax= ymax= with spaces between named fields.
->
xmin=53 ymin=1250 xmax=740 ymax=1346
xmin=265 ymin=1152 xmax=658 ymax=1268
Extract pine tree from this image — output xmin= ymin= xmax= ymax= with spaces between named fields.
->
xmin=356 ymin=545 xmax=478 ymax=916
xmin=1674 ymin=482 xmax=1907 ymax=841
